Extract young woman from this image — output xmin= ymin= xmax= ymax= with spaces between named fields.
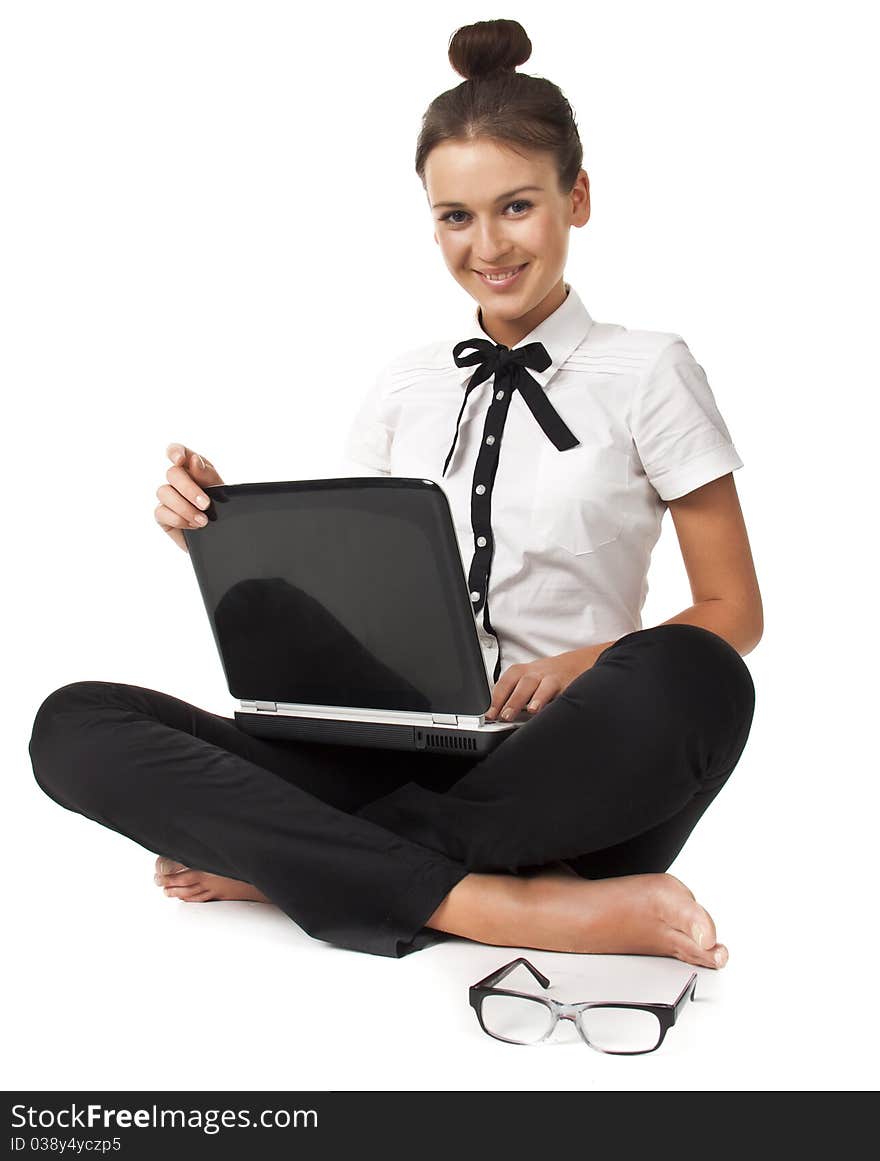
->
xmin=28 ymin=19 xmax=760 ymax=970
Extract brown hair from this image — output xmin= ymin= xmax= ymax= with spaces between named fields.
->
xmin=414 ymin=19 xmax=584 ymax=197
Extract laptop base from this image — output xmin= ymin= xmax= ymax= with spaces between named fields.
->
xmin=234 ymin=710 xmax=514 ymax=756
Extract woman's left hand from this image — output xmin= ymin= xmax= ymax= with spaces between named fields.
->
xmin=484 ymin=642 xmax=613 ymax=721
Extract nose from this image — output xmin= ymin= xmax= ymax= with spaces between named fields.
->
xmin=474 ymin=221 xmax=511 ymax=264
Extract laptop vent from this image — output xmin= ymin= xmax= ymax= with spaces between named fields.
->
xmin=425 ymin=731 xmax=478 ymax=753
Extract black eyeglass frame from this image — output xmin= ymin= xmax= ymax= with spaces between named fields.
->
xmin=469 ymin=956 xmax=698 ymax=1055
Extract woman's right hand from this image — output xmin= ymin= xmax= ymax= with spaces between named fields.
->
xmin=155 ymin=443 xmax=225 ymax=553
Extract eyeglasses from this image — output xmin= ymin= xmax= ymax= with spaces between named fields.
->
xmin=469 ymin=957 xmax=697 ymax=1054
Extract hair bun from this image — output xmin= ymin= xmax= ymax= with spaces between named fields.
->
xmin=448 ymin=19 xmax=532 ymax=81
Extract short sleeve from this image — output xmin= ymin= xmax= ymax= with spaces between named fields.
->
xmin=630 ymin=336 xmax=744 ymax=501
xmin=336 ymin=360 xmax=395 ymax=477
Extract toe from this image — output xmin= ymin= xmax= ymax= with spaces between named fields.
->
xmin=667 ymin=899 xmax=718 ymax=952
xmin=654 ymin=884 xmax=722 ymax=962
xmin=155 ymin=869 xmax=201 ymax=888
xmin=665 ymin=927 xmax=725 ymax=969
xmin=709 ymin=942 xmax=729 ymax=968
xmin=164 ymin=885 xmax=204 ymax=900
xmin=688 ymin=903 xmax=718 ymax=951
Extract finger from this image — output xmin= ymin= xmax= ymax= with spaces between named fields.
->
xmin=484 ymin=669 xmax=522 ymax=720
xmin=187 ymin=450 xmax=222 ymax=482
xmin=523 ymin=677 xmax=559 ymax=715
xmin=155 ymin=517 xmax=189 ymax=552
xmin=154 ymin=503 xmax=196 ymax=553
xmin=167 ymin=442 xmax=191 ymax=466
xmin=154 ymin=501 xmax=203 ymax=532
xmin=161 ymin=465 xmax=213 ymax=517
xmin=156 ymin=484 xmax=209 ymax=528
xmin=167 ymin=443 xmax=220 ymax=482
xmin=496 ymin=676 xmax=543 ymax=721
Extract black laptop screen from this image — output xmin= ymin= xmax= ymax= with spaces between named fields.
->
xmin=183 ymin=479 xmax=492 ymax=714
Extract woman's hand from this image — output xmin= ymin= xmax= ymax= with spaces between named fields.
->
xmin=484 ymin=642 xmax=614 ymax=721
xmin=155 ymin=443 xmax=225 ymax=553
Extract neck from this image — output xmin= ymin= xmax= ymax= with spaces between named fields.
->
xmin=478 ymin=279 xmax=568 ymax=347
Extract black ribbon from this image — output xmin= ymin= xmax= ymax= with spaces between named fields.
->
xmin=442 ymin=335 xmax=582 ymax=687
xmin=443 ymin=337 xmax=580 ymax=477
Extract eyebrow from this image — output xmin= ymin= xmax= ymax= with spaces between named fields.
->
xmin=431 ymin=185 xmax=544 ymax=210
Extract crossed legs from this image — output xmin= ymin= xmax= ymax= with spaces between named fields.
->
xmin=31 ymin=625 xmax=755 ymax=966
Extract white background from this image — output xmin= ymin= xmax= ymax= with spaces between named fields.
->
xmin=3 ymin=0 xmax=877 ymax=1092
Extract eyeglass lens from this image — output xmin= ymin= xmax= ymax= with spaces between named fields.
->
xmin=481 ymin=995 xmax=554 ymax=1043
xmin=578 ymin=1007 xmax=662 ymax=1052
xmin=481 ymin=994 xmax=662 ymax=1051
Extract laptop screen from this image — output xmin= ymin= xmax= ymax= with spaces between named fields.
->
xmin=183 ymin=478 xmax=492 ymax=714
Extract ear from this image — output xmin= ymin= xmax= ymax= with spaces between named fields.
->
xmin=572 ymin=169 xmax=591 ymax=228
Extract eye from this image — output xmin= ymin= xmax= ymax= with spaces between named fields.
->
xmin=439 ymin=199 xmax=533 ymax=225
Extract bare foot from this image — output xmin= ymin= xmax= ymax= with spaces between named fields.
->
xmin=427 ymin=870 xmax=729 ymax=969
xmin=153 ymin=857 xmax=271 ymax=904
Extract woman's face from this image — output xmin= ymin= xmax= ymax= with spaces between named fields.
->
xmin=425 ymin=137 xmax=590 ymax=345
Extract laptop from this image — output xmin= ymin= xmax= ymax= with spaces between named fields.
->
xmin=182 ymin=477 xmax=526 ymax=755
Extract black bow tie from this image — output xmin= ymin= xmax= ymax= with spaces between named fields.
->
xmin=443 ymin=337 xmax=580 ymax=477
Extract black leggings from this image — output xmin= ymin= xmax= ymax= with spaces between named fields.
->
xmin=28 ymin=624 xmax=755 ymax=958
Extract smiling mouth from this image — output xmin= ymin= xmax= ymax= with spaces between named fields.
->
xmin=474 ymin=263 xmax=528 ymax=285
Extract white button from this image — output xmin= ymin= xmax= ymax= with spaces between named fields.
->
xmin=477 ymin=535 xmax=487 ymax=547
xmin=475 ymin=484 xmax=486 ymax=495
xmin=485 ymin=435 xmax=495 ymax=445
xmin=495 ymin=390 xmax=505 ymax=400
xmin=470 ymin=591 xmax=480 ymax=602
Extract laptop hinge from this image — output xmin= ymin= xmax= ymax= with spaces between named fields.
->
xmin=430 ymin=714 xmax=484 ymax=729
xmin=241 ymin=700 xmax=278 ymax=713
xmin=456 ymin=715 xmax=484 ymax=729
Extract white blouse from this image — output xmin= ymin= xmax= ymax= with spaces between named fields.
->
xmin=337 ymin=283 xmax=743 ymax=683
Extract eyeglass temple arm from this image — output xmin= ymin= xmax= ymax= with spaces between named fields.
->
xmin=672 ymin=972 xmax=698 ymax=1019
xmin=472 ymin=956 xmax=551 ymax=992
